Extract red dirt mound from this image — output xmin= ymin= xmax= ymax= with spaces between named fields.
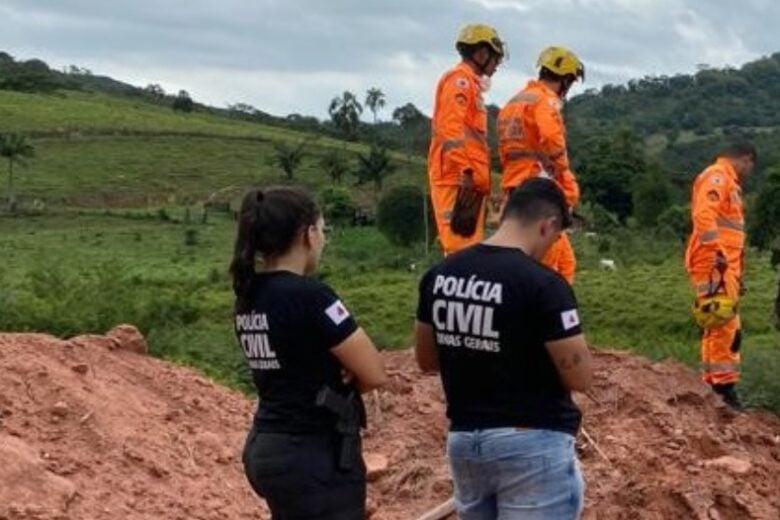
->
xmin=366 ymin=350 xmax=780 ymax=520
xmin=0 ymin=327 xmax=264 ymax=520
xmin=1 ymin=328 xmax=779 ymax=519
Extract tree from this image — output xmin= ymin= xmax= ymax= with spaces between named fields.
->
xmin=365 ymin=87 xmax=386 ymax=124
xmin=0 ymin=133 xmax=35 ymax=211
xmin=172 ymin=90 xmax=194 ymax=112
xmin=144 ymin=83 xmax=166 ymax=100
xmin=271 ymin=138 xmax=315 ymax=179
xmin=354 ymin=143 xmax=394 ymax=194
xmin=748 ymin=166 xmax=780 ymax=328
xmin=392 ymin=103 xmax=426 ymax=128
xmin=632 ymin=164 xmax=675 ymax=227
xmin=328 ymin=91 xmax=363 ymax=140
xmin=575 ymin=129 xmax=646 ymax=221
xmin=319 ymin=148 xmax=348 ymax=184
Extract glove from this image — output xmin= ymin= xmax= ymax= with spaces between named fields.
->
xmin=450 ymin=170 xmax=484 ymax=238
xmin=714 ymin=250 xmax=728 ymax=273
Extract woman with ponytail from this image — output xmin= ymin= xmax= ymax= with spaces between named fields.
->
xmin=231 ymin=186 xmax=386 ymax=519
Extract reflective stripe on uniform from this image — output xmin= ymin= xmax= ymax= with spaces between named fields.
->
xmin=695 ymin=281 xmax=719 ymax=294
xmin=442 ymin=138 xmax=465 ymax=152
xmin=700 ymin=362 xmax=740 ymax=373
xmin=465 ymin=127 xmax=487 ymax=145
xmin=699 ymin=230 xmax=719 ymax=243
xmin=508 ymin=92 xmax=539 ymax=105
xmin=716 ymin=217 xmax=744 ymax=232
xmin=504 ymin=149 xmax=547 ymax=162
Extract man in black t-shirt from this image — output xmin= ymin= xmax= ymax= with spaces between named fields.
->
xmin=415 ymin=177 xmax=592 ymax=520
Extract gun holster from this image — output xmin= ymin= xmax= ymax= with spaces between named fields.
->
xmin=315 ymin=386 xmax=366 ymax=471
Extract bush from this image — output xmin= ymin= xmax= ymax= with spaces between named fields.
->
xmin=376 ymin=185 xmax=428 ymax=246
xmin=319 ymin=186 xmax=357 ymax=226
xmin=657 ymin=204 xmax=691 ymax=243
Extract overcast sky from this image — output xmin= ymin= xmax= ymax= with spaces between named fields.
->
xmin=1 ymin=0 xmax=778 ymax=120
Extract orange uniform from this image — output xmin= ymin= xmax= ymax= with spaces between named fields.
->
xmin=685 ymin=158 xmax=745 ymax=385
xmin=428 ymin=62 xmax=489 ymax=254
xmin=498 ymin=80 xmax=579 ymax=282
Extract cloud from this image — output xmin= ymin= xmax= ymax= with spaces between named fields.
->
xmin=0 ymin=0 xmax=777 ymax=118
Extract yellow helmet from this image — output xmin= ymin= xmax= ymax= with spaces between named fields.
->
xmin=692 ymin=294 xmax=737 ymax=329
xmin=537 ymin=46 xmax=585 ymax=81
xmin=456 ymin=24 xmax=506 ymax=58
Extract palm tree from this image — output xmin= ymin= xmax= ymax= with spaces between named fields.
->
xmin=328 ymin=91 xmax=363 ymax=140
xmin=365 ymin=88 xmax=386 ymax=124
xmin=354 ymin=143 xmax=395 ymax=196
xmin=320 ymin=148 xmax=348 ymax=184
xmin=0 ymin=132 xmax=35 ymax=211
xmin=271 ymin=137 xmax=317 ymax=179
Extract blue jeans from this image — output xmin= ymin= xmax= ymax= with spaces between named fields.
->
xmin=447 ymin=428 xmax=584 ymax=520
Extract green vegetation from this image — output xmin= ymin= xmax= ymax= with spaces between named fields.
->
xmin=1 ymin=50 xmax=778 ymax=415
xmin=1 ymin=214 xmax=777 ymax=411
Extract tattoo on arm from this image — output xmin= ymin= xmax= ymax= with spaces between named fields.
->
xmin=558 ymin=352 xmax=582 ymax=371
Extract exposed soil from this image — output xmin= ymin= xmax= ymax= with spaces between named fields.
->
xmin=1 ymin=328 xmax=778 ymax=520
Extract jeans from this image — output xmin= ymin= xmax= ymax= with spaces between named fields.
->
xmin=447 ymin=428 xmax=584 ymax=520
xmin=242 ymin=427 xmax=366 ymax=519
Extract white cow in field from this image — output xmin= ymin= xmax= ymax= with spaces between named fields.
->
xmin=599 ymin=259 xmax=617 ymax=271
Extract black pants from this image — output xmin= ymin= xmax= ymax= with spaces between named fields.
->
xmin=242 ymin=427 xmax=366 ymax=520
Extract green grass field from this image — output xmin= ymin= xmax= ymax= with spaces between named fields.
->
xmin=2 ymin=213 xmax=778 ymax=410
xmin=0 ymin=89 xmax=424 ymax=206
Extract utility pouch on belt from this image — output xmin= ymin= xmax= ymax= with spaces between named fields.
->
xmin=450 ymin=185 xmax=484 ymax=237
xmin=315 ymin=386 xmax=365 ymax=471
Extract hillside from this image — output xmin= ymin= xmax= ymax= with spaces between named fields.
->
xmin=2 ymin=329 xmax=779 ymax=519
xmin=0 ymin=87 xmax=423 ymax=207
xmin=567 ymin=52 xmax=780 ymax=176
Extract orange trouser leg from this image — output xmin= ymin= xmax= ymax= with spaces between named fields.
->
xmin=689 ymin=264 xmax=741 ymax=385
xmin=430 ymin=184 xmax=486 ymax=255
xmin=542 ymin=232 xmax=576 ymax=284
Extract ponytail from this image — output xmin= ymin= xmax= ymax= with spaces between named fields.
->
xmin=229 ymin=186 xmax=321 ymax=313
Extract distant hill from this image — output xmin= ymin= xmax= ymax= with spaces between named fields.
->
xmin=567 ymin=52 xmax=780 ymax=176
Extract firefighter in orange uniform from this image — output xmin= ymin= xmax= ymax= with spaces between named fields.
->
xmin=428 ymin=24 xmax=506 ymax=254
xmin=498 ymin=46 xmax=584 ymax=283
xmin=685 ymin=144 xmax=756 ymax=410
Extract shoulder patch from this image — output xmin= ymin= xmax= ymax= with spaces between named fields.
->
xmin=561 ymin=309 xmax=580 ymax=331
xmin=325 ymin=300 xmax=351 ymax=326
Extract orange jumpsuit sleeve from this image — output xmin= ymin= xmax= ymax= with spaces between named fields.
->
xmin=534 ymin=99 xmax=570 ymax=182
xmin=692 ymin=171 xmax=728 ymax=257
xmin=558 ymin=169 xmax=580 ymax=208
xmin=438 ymin=77 xmax=476 ymax=180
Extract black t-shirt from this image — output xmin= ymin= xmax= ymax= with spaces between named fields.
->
xmin=416 ymin=244 xmax=584 ymax=435
xmin=234 ymin=271 xmax=359 ymax=433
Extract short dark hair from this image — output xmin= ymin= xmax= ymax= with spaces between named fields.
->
xmin=502 ymin=177 xmax=572 ymax=229
xmin=720 ymin=142 xmax=757 ymax=162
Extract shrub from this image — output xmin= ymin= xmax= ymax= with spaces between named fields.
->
xmin=319 ymin=186 xmax=357 ymax=226
xmin=376 ymin=185 xmax=427 ymax=246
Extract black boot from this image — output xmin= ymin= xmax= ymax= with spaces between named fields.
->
xmin=712 ymin=383 xmax=743 ymax=411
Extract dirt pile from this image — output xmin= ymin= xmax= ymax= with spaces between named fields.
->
xmin=1 ymin=329 xmax=778 ymax=519
xmin=0 ymin=327 xmax=264 ymax=520
xmin=366 ymin=350 xmax=780 ymax=520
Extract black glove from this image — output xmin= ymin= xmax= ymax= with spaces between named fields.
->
xmin=450 ymin=187 xmax=484 ymax=237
